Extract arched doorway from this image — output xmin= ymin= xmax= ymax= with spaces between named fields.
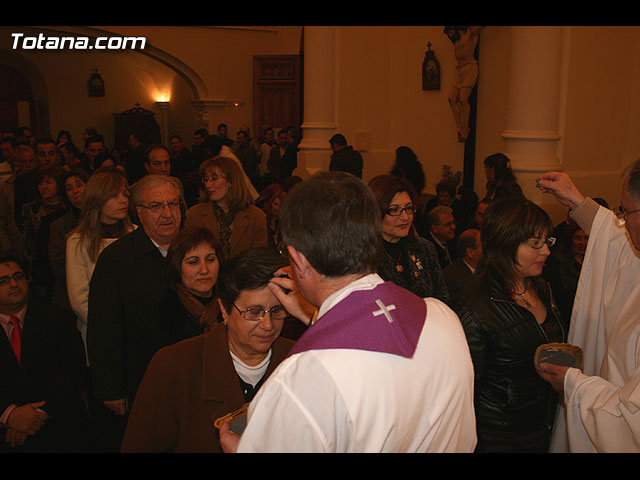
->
xmin=0 ymin=63 xmax=38 ymax=134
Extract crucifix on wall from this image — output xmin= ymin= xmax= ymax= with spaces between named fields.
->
xmin=444 ymin=26 xmax=484 ymax=143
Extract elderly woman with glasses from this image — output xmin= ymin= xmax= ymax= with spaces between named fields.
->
xmin=121 ymin=247 xmax=295 ymax=453
xmin=450 ymin=198 xmax=567 ymax=453
xmin=185 ymin=156 xmax=267 ymax=263
xmin=367 ymin=175 xmax=449 ymax=303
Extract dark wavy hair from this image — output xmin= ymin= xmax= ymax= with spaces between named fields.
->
xmin=484 ymin=153 xmax=517 ymax=185
xmin=60 ymin=168 xmax=90 ymax=205
xmin=279 ymin=171 xmax=382 ymax=277
xmin=34 ymin=165 xmax=65 ymax=199
xmin=477 ymin=198 xmax=553 ymax=295
xmin=391 ymin=146 xmax=425 ymax=197
xmin=216 ymin=247 xmax=288 ymax=313
xmin=165 ymin=226 xmax=221 ymax=289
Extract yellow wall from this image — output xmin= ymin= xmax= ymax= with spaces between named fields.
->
xmin=2 ymin=25 xmax=640 ymax=223
xmin=0 ymin=26 xmax=302 ymax=149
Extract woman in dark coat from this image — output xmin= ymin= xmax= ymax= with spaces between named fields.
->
xmin=451 ymin=198 xmax=567 ymax=453
xmin=156 ymin=226 xmax=222 ymax=350
xmin=482 ymin=153 xmax=525 ymax=203
xmin=543 ymin=221 xmax=588 ymax=324
xmin=22 ymin=165 xmax=67 ymax=303
xmin=368 ymin=174 xmax=448 ymax=303
xmin=49 ymin=168 xmax=90 ymax=309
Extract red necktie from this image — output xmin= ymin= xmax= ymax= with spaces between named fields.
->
xmin=9 ymin=316 xmax=22 ymax=365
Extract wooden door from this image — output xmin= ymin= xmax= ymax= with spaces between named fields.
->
xmin=0 ymin=64 xmax=37 ymax=133
xmin=253 ymin=55 xmax=301 ymax=136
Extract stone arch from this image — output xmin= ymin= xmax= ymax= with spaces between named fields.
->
xmin=0 ymin=50 xmax=50 ymax=135
xmin=10 ymin=26 xmax=209 ymax=102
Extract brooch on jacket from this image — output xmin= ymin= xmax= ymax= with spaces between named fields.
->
xmin=410 ymin=255 xmax=423 ymax=278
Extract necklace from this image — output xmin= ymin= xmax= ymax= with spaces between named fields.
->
xmin=513 ymin=285 xmax=532 ymax=308
xmin=391 ymin=249 xmax=403 ymax=272
xmin=384 ymin=241 xmax=404 ymax=272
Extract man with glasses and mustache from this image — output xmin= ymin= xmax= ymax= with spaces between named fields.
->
xmin=536 ymin=160 xmax=640 ymax=452
xmin=0 ymin=253 xmax=86 ymax=452
xmin=87 ymin=175 xmax=183 ymax=451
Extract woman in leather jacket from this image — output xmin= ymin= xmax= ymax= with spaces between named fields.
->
xmin=451 ymin=198 xmax=567 ymax=453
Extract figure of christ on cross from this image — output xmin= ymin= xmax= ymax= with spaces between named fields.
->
xmin=444 ymin=26 xmax=485 ymax=143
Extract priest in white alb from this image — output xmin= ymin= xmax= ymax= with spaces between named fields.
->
xmin=536 ymin=161 xmax=640 ymax=453
xmin=219 ymin=171 xmax=477 ymax=453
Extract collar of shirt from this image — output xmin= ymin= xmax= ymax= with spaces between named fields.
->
xmin=229 ymin=349 xmax=272 ymax=387
xmin=317 ymin=273 xmax=384 ymax=320
xmin=0 ymin=304 xmax=27 ymax=338
xmin=463 ymin=260 xmax=476 ymax=274
xmin=148 ymin=237 xmax=168 ymax=257
xmin=430 ymin=232 xmax=447 ymax=249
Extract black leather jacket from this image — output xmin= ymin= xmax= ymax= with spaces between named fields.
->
xmin=451 ymin=275 xmax=567 ymax=452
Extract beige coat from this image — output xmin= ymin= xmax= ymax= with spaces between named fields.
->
xmin=185 ymin=201 xmax=268 ymax=261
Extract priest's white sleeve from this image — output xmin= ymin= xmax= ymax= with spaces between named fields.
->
xmin=237 ymin=353 xmax=352 ymax=453
xmin=562 ymin=366 xmax=640 ymax=452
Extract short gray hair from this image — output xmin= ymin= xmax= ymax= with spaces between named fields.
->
xmin=427 ymin=205 xmax=453 ymax=227
xmin=131 ymin=174 xmax=182 ymax=207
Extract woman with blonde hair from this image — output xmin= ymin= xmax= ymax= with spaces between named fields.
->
xmin=185 ymin=156 xmax=267 ymax=263
xmin=65 ymin=166 xmax=136 ymax=350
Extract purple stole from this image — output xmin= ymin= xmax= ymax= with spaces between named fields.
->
xmin=288 ymin=282 xmax=427 ymax=359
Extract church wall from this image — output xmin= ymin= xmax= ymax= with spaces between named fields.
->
xmin=2 ymin=25 xmax=640 ymax=224
xmin=557 ymin=26 xmax=640 ymax=213
xmin=474 ymin=26 xmax=640 ymax=222
xmin=331 ymin=26 xmax=467 ymax=191
xmin=0 ymin=26 xmax=303 ymax=152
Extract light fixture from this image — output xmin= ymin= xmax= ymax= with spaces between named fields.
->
xmin=155 ymin=101 xmax=170 ymax=147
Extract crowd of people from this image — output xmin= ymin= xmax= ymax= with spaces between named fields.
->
xmin=1 ymin=121 xmax=639 ymax=453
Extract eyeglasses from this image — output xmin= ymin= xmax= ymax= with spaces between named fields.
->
xmin=233 ymin=304 xmax=289 ymax=321
xmin=615 ymin=205 xmax=640 ymax=220
xmin=0 ymin=272 xmax=26 ymax=286
xmin=525 ymin=237 xmax=556 ymax=249
xmin=137 ymin=200 xmax=181 ymax=213
xmin=385 ymin=204 xmax=417 ymax=216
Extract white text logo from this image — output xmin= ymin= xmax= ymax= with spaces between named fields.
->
xmin=11 ymin=33 xmax=146 ymax=50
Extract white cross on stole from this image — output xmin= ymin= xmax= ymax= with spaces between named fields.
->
xmin=372 ymin=299 xmax=396 ymax=324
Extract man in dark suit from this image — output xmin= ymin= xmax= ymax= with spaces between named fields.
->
xmin=328 ymin=133 xmax=363 ymax=179
xmin=169 ymin=135 xmax=193 ymax=181
xmin=87 ymin=175 xmax=183 ymax=446
xmin=443 ymin=228 xmax=482 ymax=299
xmin=425 ymin=205 xmax=458 ymax=269
xmin=0 ymin=253 xmax=87 ymax=452
xmin=124 ymin=131 xmax=147 ymax=184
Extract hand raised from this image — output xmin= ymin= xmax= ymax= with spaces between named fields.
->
xmin=536 ymin=171 xmax=585 ymax=210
